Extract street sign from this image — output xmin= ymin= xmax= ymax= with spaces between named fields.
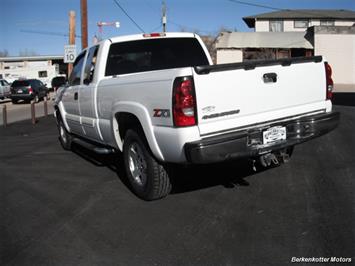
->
xmin=64 ymin=45 xmax=77 ymax=63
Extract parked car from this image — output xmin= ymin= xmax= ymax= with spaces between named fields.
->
xmin=55 ymin=32 xmax=339 ymax=200
xmin=51 ymin=76 xmax=67 ymax=92
xmin=0 ymin=79 xmax=11 ymax=100
xmin=10 ymin=79 xmax=48 ymax=104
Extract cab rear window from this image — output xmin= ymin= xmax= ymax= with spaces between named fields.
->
xmin=105 ymin=38 xmax=209 ymax=76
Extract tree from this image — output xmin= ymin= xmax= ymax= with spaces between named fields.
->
xmin=0 ymin=50 xmax=9 ymax=57
xmin=177 ymin=25 xmax=236 ymax=64
xmin=201 ymin=27 xmax=235 ymax=64
xmin=19 ymin=49 xmax=38 ymax=56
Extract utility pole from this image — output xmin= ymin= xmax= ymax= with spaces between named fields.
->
xmin=162 ymin=1 xmax=167 ymax=33
xmin=80 ymin=0 xmax=88 ymax=49
xmin=68 ymin=10 xmax=76 ymax=76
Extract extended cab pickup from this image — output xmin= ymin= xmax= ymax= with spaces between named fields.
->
xmin=55 ymin=32 xmax=339 ymax=200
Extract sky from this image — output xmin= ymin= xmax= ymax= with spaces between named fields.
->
xmin=1 ymin=0 xmax=354 ymax=56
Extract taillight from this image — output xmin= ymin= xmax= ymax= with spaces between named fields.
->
xmin=325 ymin=62 xmax=333 ymax=100
xmin=26 ymin=86 xmax=33 ymax=94
xmin=172 ymin=77 xmax=197 ymax=127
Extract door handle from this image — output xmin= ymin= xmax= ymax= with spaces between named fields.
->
xmin=263 ymin=73 xmax=277 ymax=83
xmin=74 ymin=92 xmax=78 ymax=100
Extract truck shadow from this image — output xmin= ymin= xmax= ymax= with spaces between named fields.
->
xmin=333 ymin=92 xmax=355 ymax=107
xmin=168 ymin=161 xmax=254 ymax=194
xmin=71 ymin=143 xmax=264 ymax=195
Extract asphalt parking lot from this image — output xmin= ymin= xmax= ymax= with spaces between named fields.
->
xmin=1 ymin=101 xmax=354 ymax=265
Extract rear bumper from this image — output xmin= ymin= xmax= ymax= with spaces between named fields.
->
xmin=10 ymin=94 xmax=35 ymax=101
xmin=184 ymin=111 xmax=340 ymax=164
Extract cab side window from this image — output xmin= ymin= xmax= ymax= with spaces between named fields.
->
xmin=69 ymin=52 xmax=86 ymax=86
xmin=83 ymin=46 xmax=99 ymax=85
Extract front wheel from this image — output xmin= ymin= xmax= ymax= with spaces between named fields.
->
xmin=123 ymin=129 xmax=172 ymax=201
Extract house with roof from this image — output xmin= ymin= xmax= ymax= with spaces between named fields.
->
xmin=243 ymin=9 xmax=355 ymax=32
xmin=216 ymin=9 xmax=355 ymax=90
xmin=0 ymin=55 xmax=66 ymax=84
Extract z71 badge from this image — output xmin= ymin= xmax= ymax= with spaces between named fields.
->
xmin=153 ymin=109 xmax=170 ymax=118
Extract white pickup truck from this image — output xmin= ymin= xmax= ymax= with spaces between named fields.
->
xmin=55 ymin=32 xmax=339 ymax=200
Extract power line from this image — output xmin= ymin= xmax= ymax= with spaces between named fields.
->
xmin=227 ymin=0 xmax=282 ymax=11
xmin=20 ymin=29 xmax=82 ymax=38
xmin=169 ymin=20 xmax=215 ymax=34
xmin=112 ymin=0 xmax=145 ymax=33
xmin=227 ymin=0 xmax=340 ymax=19
xmin=142 ymin=0 xmax=160 ymax=16
xmin=150 ymin=24 xmax=162 ymax=32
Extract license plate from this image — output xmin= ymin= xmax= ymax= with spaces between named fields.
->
xmin=17 ymin=89 xmax=23 ymax=93
xmin=263 ymin=126 xmax=286 ymax=144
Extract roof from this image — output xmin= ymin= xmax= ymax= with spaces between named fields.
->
xmin=243 ymin=9 xmax=355 ymax=28
xmin=0 ymin=55 xmax=64 ymax=62
xmin=109 ymin=32 xmax=196 ymax=44
xmin=216 ymin=32 xmax=313 ymax=49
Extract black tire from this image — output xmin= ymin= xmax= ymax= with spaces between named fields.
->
xmin=11 ymin=99 xmax=18 ymax=104
xmin=58 ymin=119 xmax=72 ymax=150
xmin=123 ymin=129 xmax=172 ymax=201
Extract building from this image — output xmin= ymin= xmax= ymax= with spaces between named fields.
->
xmin=216 ymin=31 xmax=313 ymax=62
xmin=216 ymin=9 xmax=355 ymax=89
xmin=243 ymin=9 xmax=355 ymax=32
xmin=0 ymin=55 xmax=66 ymax=85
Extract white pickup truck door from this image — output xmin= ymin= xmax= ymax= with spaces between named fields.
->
xmin=78 ymin=45 xmax=101 ymax=141
xmin=62 ymin=51 xmax=87 ymax=135
xmin=193 ymin=58 xmax=327 ymax=136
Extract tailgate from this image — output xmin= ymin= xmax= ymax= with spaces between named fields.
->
xmin=193 ymin=57 xmax=327 ymax=136
xmin=12 ymin=86 xmax=31 ymax=94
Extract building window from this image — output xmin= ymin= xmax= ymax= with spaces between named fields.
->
xmin=294 ymin=20 xmax=309 ymax=28
xmin=38 ymin=71 xmax=48 ymax=78
xmin=276 ymin=49 xmax=290 ymax=59
xmin=320 ymin=20 xmax=335 ymax=26
xmin=269 ymin=20 xmax=283 ymax=32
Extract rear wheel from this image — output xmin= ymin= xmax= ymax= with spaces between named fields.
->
xmin=11 ymin=99 xmax=18 ymax=104
xmin=123 ymin=129 xmax=172 ymax=201
xmin=58 ymin=119 xmax=72 ymax=150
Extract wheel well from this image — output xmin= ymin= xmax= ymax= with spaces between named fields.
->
xmin=115 ymin=112 xmax=144 ymax=141
xmin=54 ymin=106 xmax=61 ymax=122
